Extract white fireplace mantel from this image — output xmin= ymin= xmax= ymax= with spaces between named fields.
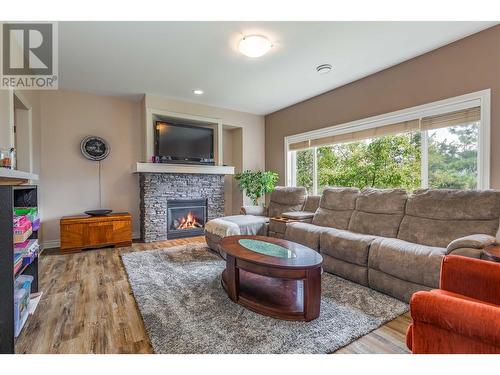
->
xmin=132 ymin=162 xmax=235 ymax=175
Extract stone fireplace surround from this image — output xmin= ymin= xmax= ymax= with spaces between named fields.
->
xmin=139 ymin=172 xmax=225 ymax=242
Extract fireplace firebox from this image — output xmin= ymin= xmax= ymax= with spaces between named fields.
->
xmin=167 ymin=199 xmax=208 ymax=239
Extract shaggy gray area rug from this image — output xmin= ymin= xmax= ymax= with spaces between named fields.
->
xmin=121 ymin=243 xmax=408 ymax=354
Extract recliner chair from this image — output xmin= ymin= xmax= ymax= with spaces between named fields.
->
xmin=406 ymin=255 xmax=500 ymax=353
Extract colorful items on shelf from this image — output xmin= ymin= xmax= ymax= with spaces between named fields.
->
xmin=13 ymin=208 xmax=39 ymax=274
xmin=14 ymin=239 xmax=39 ymax=269
xmin=13 ymin=215 xmax=32 ymax=244
xmin=13 ymin=253 xmax=23 ymax=275
xmin=14 ymin=207 xmax=40 ymax=231
xmin=14 ymin=239 xmax=39 ymax=253
xmin=14 ymin=275 xmax=33 ymax=337
xmin=13 ymin=207 xmax=39 ymax=244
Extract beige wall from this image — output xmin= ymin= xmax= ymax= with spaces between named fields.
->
xmin=0 ymin=90 xmax=41 ymax=173
xmin=39 ymin=90 xmax=142 ymax=246
xmin=145 ymin=94 xmax=265 ymax=205
xmin=265 ymin=25 xmax=500 ymax=188
xmin=37 ymin=90 xmax=264 ymax=246
xmin=230 ymin=127 xmax=244 ymax=211
xmin=19 ymin=91 xmax=42 ymax=175
xmin=0 ymin=90 xmax=13 ymax=150
xmin=223 ymin=126 xmax=244 ymax=215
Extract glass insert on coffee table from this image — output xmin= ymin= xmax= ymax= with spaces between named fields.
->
xmin=220 ymin=235 xmax=323 ymax=321
xmin=238 ymin=238 xmax=296 ymax=258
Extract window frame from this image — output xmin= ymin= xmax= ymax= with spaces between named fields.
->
xmin=285 ymin=90 xmax=491 ymax=193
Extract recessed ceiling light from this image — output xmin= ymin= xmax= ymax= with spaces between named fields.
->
xmin=238 ymin=35 xmax=273 ymax=58
xmin=193 ymin=89 xmax=204 ymax=95
xmin=316 ymin=64 xmax=333 ymax=74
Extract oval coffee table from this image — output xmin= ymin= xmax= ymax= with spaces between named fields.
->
xmin=220 ymin=235 xmax=323 ymax=321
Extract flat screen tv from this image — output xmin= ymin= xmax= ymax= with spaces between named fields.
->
xmin=154 ymin=121 xmax=214 ymax=165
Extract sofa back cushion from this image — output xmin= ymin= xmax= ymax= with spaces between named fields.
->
xmin=268 ymin=186 xmax=307 ymax=218
xmin=348 ymin=188 xmax=407 ymax=237
xmin=312 ymin=187 xmax=359 ymax=229
xmin=397 ymin=189 xmax=500 ymax=247
xmin=303 ymin=195 xmax=321 ymax=213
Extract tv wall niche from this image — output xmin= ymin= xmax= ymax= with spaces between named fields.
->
xmin=145 ymin=110 xmax=224 ymax=166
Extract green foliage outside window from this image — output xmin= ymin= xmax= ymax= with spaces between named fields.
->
xmin=428 ymin=124 xmax=478 ymax=189
xmin=296 ymin=148 xmax=314 ymax=193
xmin=316 ymin=133 xmax=421 ymax=191
xmin=295 ymin=124 xmax=478 ymax=192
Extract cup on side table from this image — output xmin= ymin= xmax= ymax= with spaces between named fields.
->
xmin=268 ymin=212 xmax=315 ymax=239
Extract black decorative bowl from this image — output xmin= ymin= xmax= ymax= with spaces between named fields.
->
xmin=85 ymin=209 xmax=112 ymax=216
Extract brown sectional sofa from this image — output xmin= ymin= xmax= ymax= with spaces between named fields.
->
xmin=206 ymin=186 xmax=500 ymax=302
xmin=284 ymin=187 xmax=500 ymax=302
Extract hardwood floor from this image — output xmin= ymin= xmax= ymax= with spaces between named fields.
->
xmin=15 ymin=236 xmax=411 ymax=354
xmin=337 ymin=313 xmax=411 ymax=354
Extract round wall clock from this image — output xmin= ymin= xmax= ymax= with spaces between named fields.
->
xmin=80 ymin=136 xmax=110 ymax=161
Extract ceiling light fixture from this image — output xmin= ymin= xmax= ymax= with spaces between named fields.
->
xmin=193 ymin=89 xmax=204 ymax=95
xmin=316 ymin=64 xmax=333 ymax=74
xmin=238 ymin=35 xmax=273 ymax=58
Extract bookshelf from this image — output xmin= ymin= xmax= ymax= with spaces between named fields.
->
xmin=0 ymin=185 xmax=39 ymax=354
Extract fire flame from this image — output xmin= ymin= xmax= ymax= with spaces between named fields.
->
xmin=177 ymin=211 xmax=200 ymax=229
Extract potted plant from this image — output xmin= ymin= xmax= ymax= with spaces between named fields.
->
xmin=234 ymin=170 xmax=279 ymax=206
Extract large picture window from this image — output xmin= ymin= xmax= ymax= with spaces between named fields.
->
xmin=287 ymin=91 xmax=489 ymax=194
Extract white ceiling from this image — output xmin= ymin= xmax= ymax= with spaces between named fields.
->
xmin=59 ymin=21 xmax=496 ymax=115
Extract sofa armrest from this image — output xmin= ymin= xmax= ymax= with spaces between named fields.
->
xmin=281 ymin=211 xmax=315 ymax=220
xmin=240 ymin=205 xmax=268 ymax=216
xmin=446 ymin=234 xmax=496 ymax=254
xmin=440 ymin=255 xmax=500 ymax=305
xmin=410 ymin=290 xmax=500 ymax=348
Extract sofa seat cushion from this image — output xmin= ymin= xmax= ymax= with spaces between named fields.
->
xmin=320 ymin=228 xmax=377 ymax=266
xmin=284 ymin=222 xmax=327 ymax=251
xmin=323 ymin=254 xmax=369 ymax=286
xmin=369 ymin=237 xmax=446 ymax=288
xmin=368 ymin=268 xmax=432 ymax=302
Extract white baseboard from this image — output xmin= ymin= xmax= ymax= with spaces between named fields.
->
xmin=42 ymin=231 xmax=141 ymax=250
xmin=42 ymin=239 xmax=60 ymax=249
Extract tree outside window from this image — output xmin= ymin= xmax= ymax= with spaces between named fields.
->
xmin=428 ymin=123 xmax=479 ymax=189
xmin=294 ymin=122 xmax=479 ymax=193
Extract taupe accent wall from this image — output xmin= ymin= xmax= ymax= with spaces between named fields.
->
xmin=265 ymin=25 xmax=500 ymax=188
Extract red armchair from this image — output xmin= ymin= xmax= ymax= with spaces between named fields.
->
xmin=406 ymin=255 xmax=500 ymax=353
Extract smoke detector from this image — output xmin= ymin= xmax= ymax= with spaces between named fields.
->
xmin=316 ymin=64 xmax=333 ymax=74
